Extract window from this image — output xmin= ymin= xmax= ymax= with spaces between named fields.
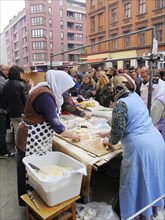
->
xmin=68 ymin=33 xmax=74 ymax=40
xmin=98 ymin=37 xmax=103 ymax=51
xmin=112 ymin=34 xmax=117 ymax=49
xmin=61 ymin=43 xmax=64 ymax=51
xmin=155 ymin=23 xmax=163 ymax=42
xmin=22 ymin=16 xmax=26 ymax=25
xmin=23 ymin=47 xmax=28 ymax=55
xmin=75 ymin=13 xmax=82 ymax=20
xmin=49 ymin=30 xmax=53 ymax=39
xmin=125 ymin=3 xmax=130 ymax=19
xmin=50 ymin=42 xmax=53 ymax=50
xmin=31 ymin=17 xmax=45 ymax=25
xmin=91 ymin=39 xmax=96 ymax=52
xmin=156 ymin=0 xmax=163 ymax=9
xmin=75 ymin=23 xmax=82 ymax=31
xmin=61 ymin=32 xmax=64 ymax=40
xmin=112 ymin=8 xmax=117 ymax=23
xmin=32 ymin=41 xmax=47 ymax=49
xmin=67 ymin=11 xmax=74 ymax=18
xmin=75 ymin=34 xmax=83 ymax=41
xmin=23 ymin=57 xmax=28 ymax=64
xmin=13 ymin=24 xmax=17 ymax=32
xmin=67 ymin=22 xmax=74 ymax=30
xmin=33 ymin=53 xmax=47 ymax=61
xmin=22 ymin=36 xmax=27 ymax=45
xmin=98 ymin=13 xmax=103 ymax=27
xmin=68 ymin=43 xmax=74 ymax=50
xmin=15 ymin=59 xmax=20 ymax=65
xmin=31 ymin=29 xmax=46 ymax=38
xmin=68 ymin=54 xmax=75 ymax=61
xmin=30 ymin=5 xmax=45 ymax=13
xmin=60 ymin=9 xmax=63 ymax=17
xmin=61 ymin=54 xmax=64 ymax=61
xmin=48 ymin=7 xmax=52 ymax=15
xmin=13 ymin=33 xmax=18 ymax=41
xmin=91 ymin=16 xmax=95 ymax=31
xmin=14 ymin=42 xmax=19 ymax=50
xmin=124 ymin=31 xmax=130 ymax=47
xmin=22 ymin=27 xmax=26 ymax=35
xmin=139 ymin=0 xmax=145 ymax=14
xmin=139 ymin=33 xmax=145 ymax=45
xmin=49 ymin=19 xmax=52 ymax=27
xmin=60 ymin=21 xmax=64 ymax=29
xmin=15 ymin=51 xmax=19 ymax=57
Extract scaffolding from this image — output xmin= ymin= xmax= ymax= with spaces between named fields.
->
xmin=50 ymin=26 xmax=162 ymax=113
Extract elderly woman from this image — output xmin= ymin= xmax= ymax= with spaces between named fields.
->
xmin=16 ymin=70 xmax=81 ymax=206
xmin=100 ymin=74 xmax=165 ymax=219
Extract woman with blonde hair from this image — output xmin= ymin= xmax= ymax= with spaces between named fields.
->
xmin=78 ymin=72 xmax=95 ymax=100
xmin=92 ymin=71 xmax=113 ymax=107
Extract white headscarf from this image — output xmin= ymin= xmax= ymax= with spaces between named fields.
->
xmin=152 ymin=78 xmax=165 ymax=101
xmin=45 ymin=70 xmax=75 ymax=108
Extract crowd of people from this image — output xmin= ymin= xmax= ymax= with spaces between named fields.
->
xmin=0 ymin=63 xmax=164 ymax=219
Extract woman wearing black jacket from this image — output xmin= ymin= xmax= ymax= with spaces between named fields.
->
xmin=3 ymin=65 xmax=30 ymax=142
xmin=92 ymin=71 xmax=113 ymax=107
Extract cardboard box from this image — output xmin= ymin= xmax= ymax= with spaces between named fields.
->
xmin=23 ymin=152 xmax=86 ymax=206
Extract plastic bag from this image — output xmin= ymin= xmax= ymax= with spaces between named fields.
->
xmin=76 ymin=201 xmax=120 ymax=220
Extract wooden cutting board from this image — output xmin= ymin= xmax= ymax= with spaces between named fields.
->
xmin=56 ymin=128 xmax=122 ymax=157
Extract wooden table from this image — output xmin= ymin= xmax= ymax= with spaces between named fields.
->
xmin=52 ymin=115 xmax=122 ymax=199
xmin=21 ymin=191 xmax=80 ymax=220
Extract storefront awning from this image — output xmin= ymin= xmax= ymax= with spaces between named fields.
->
xmin=83 ymin=57 xmax=107 ymax=64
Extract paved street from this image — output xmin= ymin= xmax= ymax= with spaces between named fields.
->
xmin=0 ymin=143 xmax=164 ymax=220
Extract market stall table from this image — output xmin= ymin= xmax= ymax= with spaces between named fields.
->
xmin=52 ymin=115 xmax=122 ymax=200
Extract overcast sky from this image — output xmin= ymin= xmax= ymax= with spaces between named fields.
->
xmin=0 ymin=0 xmax=86 ymax=33
xmin=0 ymin=0 xmax=25 ymax=33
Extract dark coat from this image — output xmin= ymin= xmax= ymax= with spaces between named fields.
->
xmin=95 ymin=83 xmax=113 ymax=107
xmin=78 ymin=83 xmax=95 ymax=99
xmin=3 ymin=79 xmax=28 ymax=118
xmin=0 ymin=71 xmax=8 ymax=114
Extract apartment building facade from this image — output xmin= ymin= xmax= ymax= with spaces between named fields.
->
xmin=85 ymin=0 xmax=165 ymax=69
xmin=1 ymin=0 xmax=86 ymax=71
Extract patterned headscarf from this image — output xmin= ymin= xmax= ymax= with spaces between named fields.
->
xmin=113 ymin=73 xmax=136 ymax=101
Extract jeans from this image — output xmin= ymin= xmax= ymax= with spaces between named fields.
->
xmin=0 ymin=113 xmax=8 ymax=154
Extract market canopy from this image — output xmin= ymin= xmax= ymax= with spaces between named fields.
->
xmin=82 ymin=57 xmax=107 ymax=64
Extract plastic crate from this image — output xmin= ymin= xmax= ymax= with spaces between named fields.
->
xmin=23 ymin=152 xmax=86 ymax=206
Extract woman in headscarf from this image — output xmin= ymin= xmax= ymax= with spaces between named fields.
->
xmin=150 ymin=78 xmax=165 ymax=141
xmin=16 ymin=70 xmax=81 ymax=206
xmin=99 ymin=74 xmax=165 ymax=219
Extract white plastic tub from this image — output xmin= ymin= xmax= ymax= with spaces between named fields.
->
xmin=23 ymin=152 xmax=86 ymax=206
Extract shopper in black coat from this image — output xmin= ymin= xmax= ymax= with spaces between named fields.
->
xmin=0 ymin=64 xmax=15 ymax=157
xmin=3 ymin=65 xmax=29 ymax=142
